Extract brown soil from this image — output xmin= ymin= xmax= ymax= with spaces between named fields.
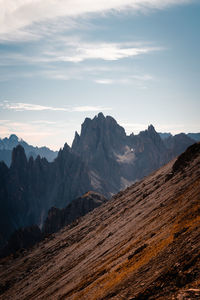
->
xmin=0 ymin=144 xmax=200 ymax=300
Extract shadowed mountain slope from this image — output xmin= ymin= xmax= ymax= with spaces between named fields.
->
xmin=0 ymin=143 xmax=199 ymax=299
xmin=72 ymin=113 xmax=195 ymax=195
xmin=0 ymin=191 xmax=107 ymax=257
xmin=43 ymin=191 xmax=107 ymax=235
xmin=0 ymin=144 xmax=92 ymax=248
xmin=0 ymin=114 xmax=196 ymax=249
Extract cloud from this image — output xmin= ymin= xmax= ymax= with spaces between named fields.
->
xmin=0 ymin=42 xmax=161 ymax=65
xmin=0 ymin=39 xmax=162 ymax=73
xmin=95 ymin=79 xmax=114 ymax=84
xmin=0 ymin=0 xmax=191 ymax=41
xmin=1 ymin=102 xmax=70 ymax=112
xmin=0 ymin=101 xmax=112 ymax=113
xmin=94 ymin=73 xmax=154 ymax=85
xmin=31 ymin=120 xmax=57 ymax=125
xmin=0 ymin=118 xmax=80 ymax=150
xmin=53 ymin=43 xmax=160 ymax=62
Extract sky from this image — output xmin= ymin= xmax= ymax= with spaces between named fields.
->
xmin=0 ymin=0 xmax=199 ymax=150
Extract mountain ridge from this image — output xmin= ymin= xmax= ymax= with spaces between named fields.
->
xmin=0 ymin=142 xmax=199 ymax=299
xmin=0 ymin=113 xmax=197 ymax=248
xmin=0 ymin=134 xmax=58 ymax=166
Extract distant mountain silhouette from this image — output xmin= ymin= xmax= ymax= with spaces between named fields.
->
xmin=159 ymin=131 xmax=200 ymax=142
xmin=0 ymin=134 xmax=58 ymax=166
xmin=187 ymin=132 xmax=200 ymax=142
xmin=159 ymin=132 xmax=172 ymax=139
xmin=0 ymin=113 xmax=197 ymax=248
xmin=1 ymin=142 xmax=199 ymax=299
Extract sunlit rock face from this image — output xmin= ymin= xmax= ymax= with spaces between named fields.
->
xmin=0 ymin=114 xmax=196 ymax=248
xmin=72 ymin=113 xmax=195 ymax=195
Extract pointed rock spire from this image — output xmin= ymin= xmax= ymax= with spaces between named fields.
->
xmin=10 ymin=145 xmax=27 ymax=170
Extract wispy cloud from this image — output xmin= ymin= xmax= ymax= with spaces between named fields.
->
xmin=1 ymin=102 xmax=70 ymax=112
xmin=50 ymin=43 xmax=161 ymax=63
xmin=0 ymin=118 xmax=79 ymax=150
xmin=0 ymin=0 xmax=191 ymax=41
xmin=0 ymin=119 xmax=67 ymax=150
xmin=0 ymin=41 xmax=162 ymax=66
xmin=94 ymin=73 xmax=154 ymax=85
xmin=95 ymin=79 xmax=114 ymax=85
xmin=0 ymin=101 xmax=112 ymax=113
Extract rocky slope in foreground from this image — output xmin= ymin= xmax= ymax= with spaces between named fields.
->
xmin=0 ymin=143 xmax=200 ymax=299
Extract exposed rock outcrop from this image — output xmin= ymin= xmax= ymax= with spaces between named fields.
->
xmin=0 ymin=143 xmax=199 ymax=300
xmin=0 ymin=144 xmax=92 ymax=248
xmin=0 ymin=114 xmax=196 ymax=248
xmin=72 ymin=114 xmax=194 ymax=195
xmin=163 ymin=133 xmax=195 ymax=157
xmin=0 ymin=191 xmax=107 ymax=257
xmin=43 ymin=191 xmax=107 ymax=235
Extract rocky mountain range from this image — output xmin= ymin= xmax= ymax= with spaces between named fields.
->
xmin=0 ymin=142 xmax=199 ymax=299
xmin=159 ymin=132 xmax=200 ymax=142
xmin=72 ymin=113 xmax=196 ymax=195
xmin=0 ymin=144 xmax=92 ymax=248
xmin=0 ymin=113 xmax=197 ymax=249
xmin=1 ymin=191 xmax=107 ymax=257
xmin=0 ymin=134 xmax=58 ymax=166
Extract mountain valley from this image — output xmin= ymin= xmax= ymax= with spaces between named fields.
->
xmin=0 ymin=142 xmax=199 ymax=299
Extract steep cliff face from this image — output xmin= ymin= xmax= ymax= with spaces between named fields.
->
xmin=72 ymin=114 xmax=188 ymax=195
xmin=72 ymin=113 xmax=128 ymax=195
xmin=164 ymin=133 xmax=195 ymax=157
xmin=0 ymin=191 xmax=107 ymax=257
xmin=0 ymin=146 xmax=50 ymax=247
xmin=126 ymin=124 xmax=169 ymax=181
xmin=43 ymin=191 xmax=107 ymax=235
xmin=0 ymin=144 xmax=92 ymax=247
xmin=0 ymin=114 xmax=196 ymax=248
xmin=0 ymin=143 xmax=199 ymax=300
xmin=49 ymin=143 xmax=92 ymax=209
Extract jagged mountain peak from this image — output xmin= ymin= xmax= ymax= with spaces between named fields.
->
xmin=0 ymin=134 xmax=58 ymax=166
xmin=9 ymin=134 xmax=19 ymax=142
xmin=73 ymin=113 xmax=126 ymax=145
xmin=1 ymin=143 xmax=199 ymax=299
xmin=57 ymin=142 xmax=70 ymax=157
xmin=63 ymin=142 xmax=70 ymax=151
xmin=10 ymin=144 xmax=27 ymax=169
xmin=74 ymin=131 xmax=80 ymax=138
xmin=95 ymin=112 xmax=105 ymax=120
xmin=139 ymin=124 xmax=162 ymax=143
xmin=147 ymin=124 xmax=156 ymax=132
